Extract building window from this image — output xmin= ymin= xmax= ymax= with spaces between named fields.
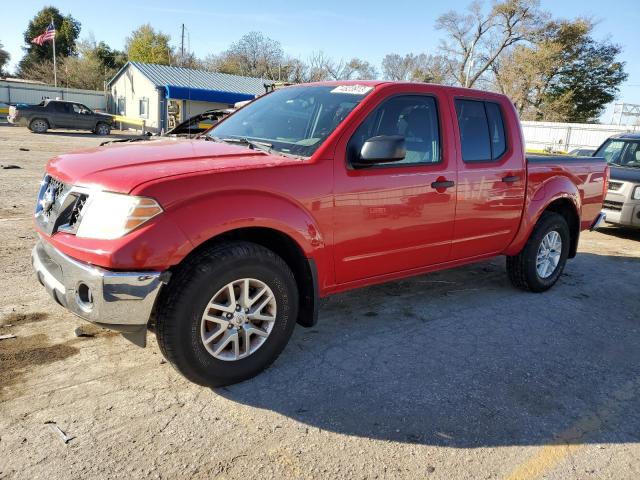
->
xmin=139 ymin=98 xmax=149 ymax=118
xmin=117 ymin=97 xmax=126 ymax=116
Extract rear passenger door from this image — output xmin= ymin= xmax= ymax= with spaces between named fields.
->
xmin=451 ymin=98 xmax=525 ymax=260
xmin=48 ymin=102 xmax=74 ymax=128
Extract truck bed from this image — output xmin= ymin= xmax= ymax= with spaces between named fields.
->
xmin=526 ymin=154 xmax=607 ymax=231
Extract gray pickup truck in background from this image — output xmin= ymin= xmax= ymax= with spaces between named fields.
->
xmin=8 ymin=99 xmax=113 ymax=135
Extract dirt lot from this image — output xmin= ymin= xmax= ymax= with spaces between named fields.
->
xmin=0 ymin=124 xmax=639 ymax=480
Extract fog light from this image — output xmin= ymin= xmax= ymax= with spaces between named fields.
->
xmin=76 ymin=282 xmax=94 ymax=311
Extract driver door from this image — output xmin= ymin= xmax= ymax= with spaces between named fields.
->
xmin=71 ymin=103 xmax=95 ymax=129
xmin=332 ymin=91 xmax=457 ymax=284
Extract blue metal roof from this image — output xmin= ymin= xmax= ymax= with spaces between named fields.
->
xmin=108 ymin=62 xmax=266 ymax=101
xmin=163 ymin=86 xmax=255 ymax=104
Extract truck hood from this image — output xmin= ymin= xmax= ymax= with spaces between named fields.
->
xmin=609 ymin=165 xmax=640 ymax=183
xmin=47 ymin=138 xmax=301 ymax=193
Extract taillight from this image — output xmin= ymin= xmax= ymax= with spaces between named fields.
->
xmin=603 ymin=165 xmax=609 ymax=198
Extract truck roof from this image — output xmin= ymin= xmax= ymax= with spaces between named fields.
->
xmin=611 ymin=132 xmax=640 ymax=140
xmin=299 ymin=80 xmax=508 ymax=99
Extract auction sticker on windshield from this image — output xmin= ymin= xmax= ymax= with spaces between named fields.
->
xmin=330 ymin=85 xmax=374 ymax=95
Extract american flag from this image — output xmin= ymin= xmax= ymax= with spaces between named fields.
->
xmin=31 ymin=23 xmax=56 ymax=46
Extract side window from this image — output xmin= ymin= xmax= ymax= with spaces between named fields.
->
xmin=51 ymin=102 xmax=68 ymax=113
xmin=455 ymin=99 xmax=507 ymax=162
xmin=620 ymin=142 xmax=640 ymax=166
xmin=348 ymin=95 xmax=441 ymax=167
xmin=485 ymin=102 xmax=506 ymax=159
xmin=139 ymin=98 xmax=149 ymax=118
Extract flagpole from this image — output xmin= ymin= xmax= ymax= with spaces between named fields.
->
xmin=51 ymin=17 xmax=57 ymax=87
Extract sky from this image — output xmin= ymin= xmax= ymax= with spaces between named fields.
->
xmin=2 ymin=0 xmax=639 ymax=122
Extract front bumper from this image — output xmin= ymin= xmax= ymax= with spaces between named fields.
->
xmin=31 ymin=239 xmax=164 ymax=343
xmin=602 ymin=194 xmax=640 ymax=228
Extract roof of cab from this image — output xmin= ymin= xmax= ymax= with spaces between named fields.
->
xmin=611 ymin=132 xmax=640 ymax=140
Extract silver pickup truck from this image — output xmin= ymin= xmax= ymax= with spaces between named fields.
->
xmin=596 ymin=133 xmax=640 ymax=228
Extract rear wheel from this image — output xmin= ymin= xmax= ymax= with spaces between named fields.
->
xmin=155 ymin=242 xmax=299 ymax=387
xmin=506 ymin=212 xmax=570 ymax=292
xmin=95 ymin=122 xmax=111 ymax=135
xmin=29 ymin=118 xmax=49 ymax=133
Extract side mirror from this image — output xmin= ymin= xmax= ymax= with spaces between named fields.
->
xmin=355 ymin=135 xmax=406 ymax=166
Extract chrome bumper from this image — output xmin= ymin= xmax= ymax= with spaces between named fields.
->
xmin=31 ymin=239 xmax=164 ymax=343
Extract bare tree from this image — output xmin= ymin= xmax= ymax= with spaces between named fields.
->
xmin=305 ymin=51 xmax=377 ymax=81
xmin=381 ymin=53 xmax=451 ymax=83
xmin=436 ymin=0 xmax=545 ymax=87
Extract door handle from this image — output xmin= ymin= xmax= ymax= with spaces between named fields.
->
xmin=502 ymin=175 xmax=520 ymax=183
xmin=431 ymin=180 xmax=455 ymax=189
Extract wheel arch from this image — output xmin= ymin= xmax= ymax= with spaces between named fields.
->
xmin=506 ymin=176 xmax=581 ymax=257
xmin=169 ymin=226 xmax=319 ymax=328
xmin=542 ymin=198 xmax=580 ymax=258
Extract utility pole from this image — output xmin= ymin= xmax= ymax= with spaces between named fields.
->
xmin=180 ymin=24 xmax=185 ymax=66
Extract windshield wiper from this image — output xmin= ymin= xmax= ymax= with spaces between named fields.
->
xmin=218 ymin=137 xmax=273 ymax=153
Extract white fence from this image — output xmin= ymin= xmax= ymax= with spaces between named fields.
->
xmin=0 ymin=80 xmax=107 ymax=111
xmin=521 ymin=120 xmax=639 ymax=153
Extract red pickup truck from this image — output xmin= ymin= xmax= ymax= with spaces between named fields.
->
xmin=32 ymin=81 xmax=607 ymax=386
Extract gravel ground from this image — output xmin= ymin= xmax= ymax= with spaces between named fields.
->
xmin=0 ymin=124 xmax=639 ymax=480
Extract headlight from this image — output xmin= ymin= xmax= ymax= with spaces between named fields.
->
xmin=633 ymin=186 xmax=640 ymax=200
xmin=76 ymin=191 xmax=162 ymax=239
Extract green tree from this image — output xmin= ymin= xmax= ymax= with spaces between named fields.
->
xmin=93 ymin=41 xmax=127 ymax=70
xmin=544 ymin=40 xmax=627 ymax=122
xmin=125 ymin=24 xmax=172 ymax=65
xmin=493 ymin=19 xmax=627 ymax=122
xmin=18 ymin=6 xmax=81 ymax=74
xmin=0 ymin=41 xmax=10 ymax=76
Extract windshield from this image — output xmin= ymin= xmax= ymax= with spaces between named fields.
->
xmin=595 ymin=139 xmax=640 ymax=168
xmin=207 ymin=85 xmax=373 ymax=157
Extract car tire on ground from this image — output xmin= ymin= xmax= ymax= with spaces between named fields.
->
xmin=29 ymin=118 xmax=49 ymax=134
xmin=155 ymin=241 xmax=299 ymax=387
xmin=95 ymin=123 xmax=111 ymax=136
xmin=506 ymin=211 xmax=570 ymax=292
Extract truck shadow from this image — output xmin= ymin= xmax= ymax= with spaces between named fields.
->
xmin=216 ymin=253 xmax=640 ymax=447
xmin=597 ymin=226 xmax=640 ymax=241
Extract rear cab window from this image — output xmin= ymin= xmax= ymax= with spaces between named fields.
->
xmin=455 ymin=99 xmax=507 ymax=162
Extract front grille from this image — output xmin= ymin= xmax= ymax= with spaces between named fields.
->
xmin=67 ymin=194 xmax=88 ymax=229
xmin=602 ymin=200 xmax=623 ymax=212
xmin=608 ymin=181 xmax=623 ymax=192
xmin=35 ymin=175 xmax=88 ymax=235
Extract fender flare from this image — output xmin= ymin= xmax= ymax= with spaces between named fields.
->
xmin=164 ymin=190 xmax=327 ymax=327
xmin=505 ymin=176 xmax=581 ymax=257
xmin=169 ymin=189 xmax=325 ymax=257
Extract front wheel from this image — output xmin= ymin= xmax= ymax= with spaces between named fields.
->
xmin=506 ymin=212 xmax=570 ymax=292
xmin=95 ymin=122 xmax=111 ymax=135
xmin=155 ymin=242 xmax=299 ymax=387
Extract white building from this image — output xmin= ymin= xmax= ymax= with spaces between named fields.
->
xmin=107 ymin=62 xmax=267 ymax=132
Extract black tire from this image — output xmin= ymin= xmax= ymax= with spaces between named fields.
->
xmin=155 ymin=242 xmax=299 ymax=387
xmin=29 ymin=118 xmax=49 ymax=133
xmin=506 ymin=212 xmax=570 ymax=292
xmin=95 ymin=122 xmax=111 ymax=136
